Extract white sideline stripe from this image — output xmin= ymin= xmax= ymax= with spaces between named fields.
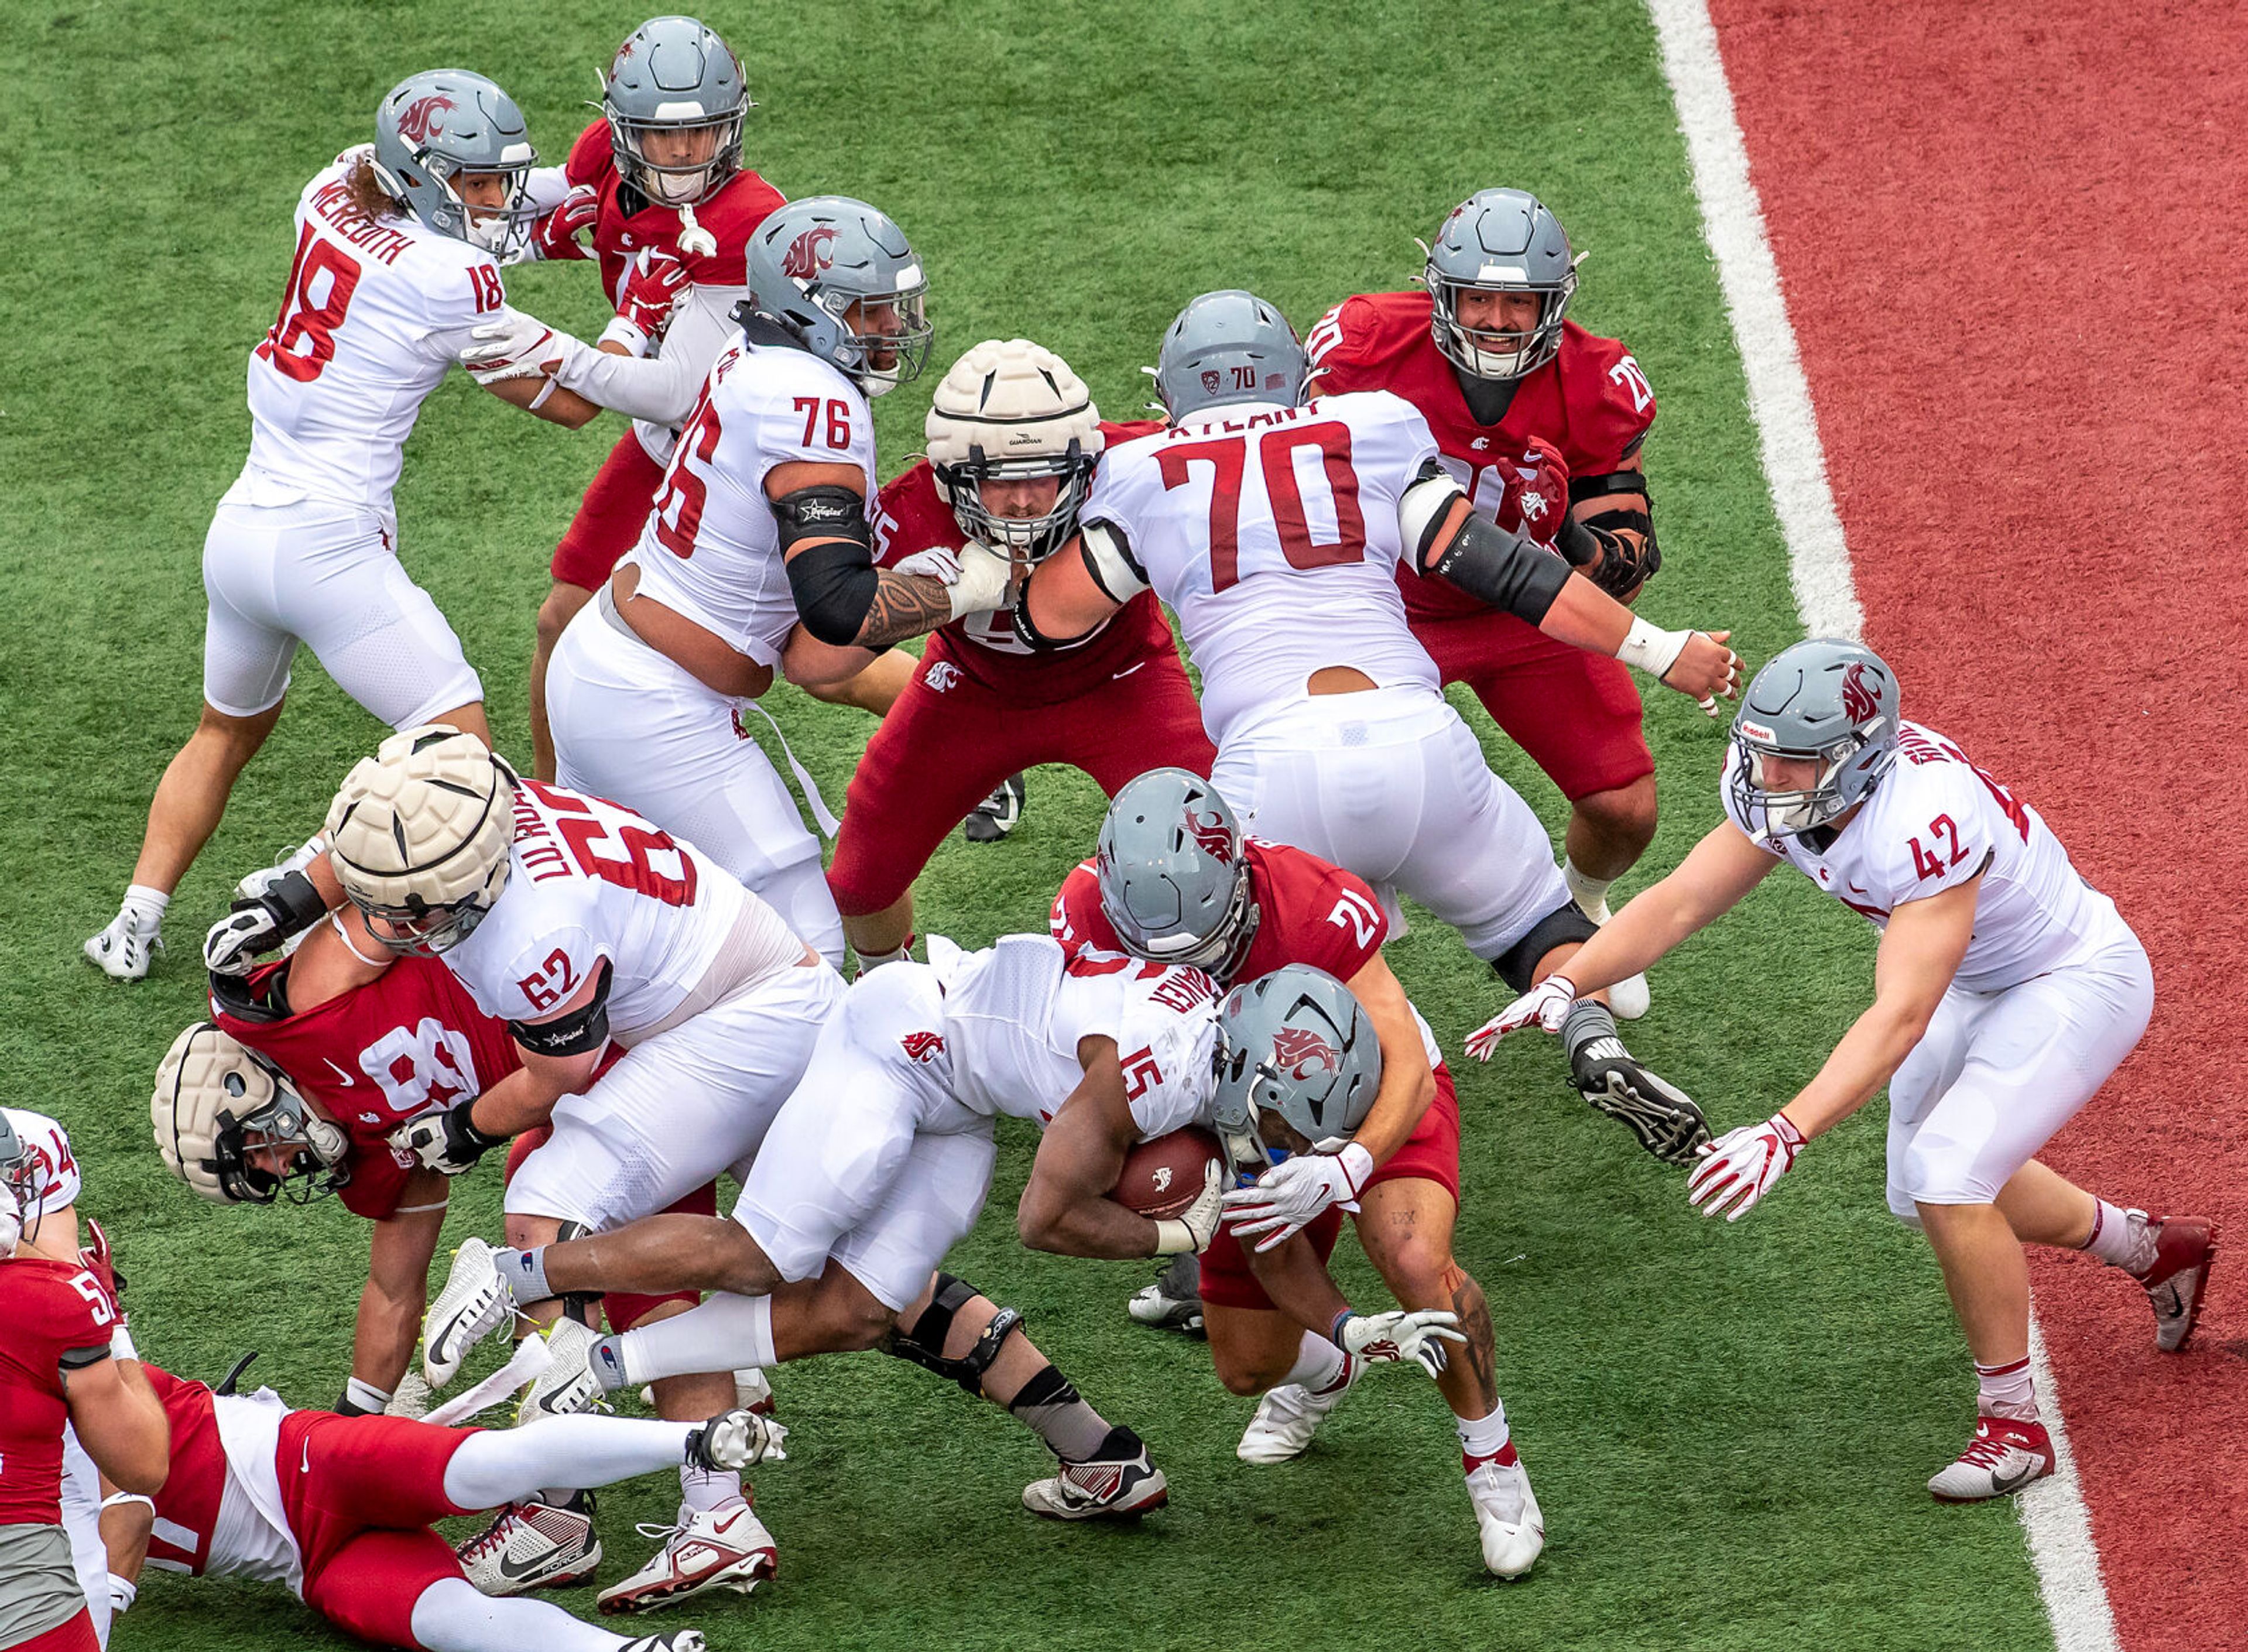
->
xmin=1644 ymin=5 xmax=2120 ymax=1650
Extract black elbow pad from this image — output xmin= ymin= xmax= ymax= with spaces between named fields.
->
xmin=510 ymin=961 xmax=614 ymax=1057
xmin=1427 ymin=512 xmax=1572 ymax=623
xmin=773 ymin=485 xmax=878 ymax=645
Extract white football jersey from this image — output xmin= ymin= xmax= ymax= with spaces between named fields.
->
xmin=939 ymin=935 xmax=1222 ymax=1137
xmin=1722 ymin=720 xmax=2134 ymax=992
xmin=622 ymin=339 xmax=878 ymax=667
xmin=0 ymin=1109 xmax=81 ymax=1218
xmin=228 ymin=157 xmax=506 ymax=520
xmin=1082 ymin=391 xmax=1444 ymax=744
xmin=443 ymin=779 xmax=798 ymax=1041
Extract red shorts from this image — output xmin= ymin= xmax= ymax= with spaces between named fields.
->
xmin=277 ymin=1410 xmax=477 ymax=1648
xmin=550 ymin=429 xmax=665 ymax=589
xmin=502 ymin=1126 xmax=715 ymax=1331
xmin=825 ymin=645 xmax=1216 ymax=917
xmin=9 ymin=1610 xmax=100 ymax=1652
xmin=1409 ymin=608 xmax=1652 ymax=801
xmin=1200 ymin=1065 xmax=1464 ymax=1312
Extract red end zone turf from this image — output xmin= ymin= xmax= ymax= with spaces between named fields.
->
xmin=1708 ymin=4 xmax=2248 ymax=1646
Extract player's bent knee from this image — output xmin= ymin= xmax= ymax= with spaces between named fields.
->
xmin=1575 ymin=776 xmax=1658 ymax=844
xmin=1901 ymin=1140 xmax=1999 ymax=1214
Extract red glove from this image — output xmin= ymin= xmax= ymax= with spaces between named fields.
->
xmin=599 ymin=249 xmax=691 ymax=356
xmin=526 ymin=186 xmax=598 ymax=263
xmin=80 ymin=1218 xmax=125 ymax=1308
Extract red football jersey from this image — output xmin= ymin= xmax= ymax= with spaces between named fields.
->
xmin=0 ymin=1258 xmax=116 ymax=1526
xmin=139 ymin=1366 xmax=228 ymax=1576
xmin=1050 ymin=839 xmax=1389 ymax=986
xmin=872 ymin=420 xmax=1182 ymax=705
xmin=564 ymin=119 xmax=786 ymax=309
xmin=211 ymin=956 xmax=523 ymax=1221
xmin=1307 ymin=290 xmax=1654 ymax=619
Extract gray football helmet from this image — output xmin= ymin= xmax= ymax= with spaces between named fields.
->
xmin=1096 ymin=768 xmax=1258 ymax=980
xmin=0 ymin=1114 xmax=45 ymax=1240
xmin=602 ymin=16 xmax=752 ymax=207
xmin=1421 ymin=188 xmax=1579 ymax=381
xmin=1211 ymin=965 xmax=1382 ymax=1170
xmin=742 ymin=196 xmax=933 ymax=396
xmin=1152 ymin=290 xmax=1307 ymax=420
xmin=1729 ymin=638 xmax=1901 ymax=838
xmin=372 ymin=70 xmax=539 ymax=258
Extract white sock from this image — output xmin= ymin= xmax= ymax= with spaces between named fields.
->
xmin=680 ymin=1461 xmax=744 ymax=1514
xmin=407 ymin=1575 xmax=634 ymax=1652
xmin=1280 ymin=1331 xmax=1348 ymax=1394
xmin=608 ymin=1292 xmax=777 ymax=1389
xmin=1456 ymin=1399 xmax=1512 ymax=1465
xmin=854 ymin=937 xmax=914 ymax=971
xmin=2082 ymin=1201 xmax=2156 ymax=1274
xmin=121 ymin=885 xmax=169 ymax=930
xmin=441 ymin=1414 xmax=696 ymax=1510
xmin=1562 ymin=859 xmax=1613 ymax=921
xmin=1975 ymin=1356 xmax=2038 ymax=1423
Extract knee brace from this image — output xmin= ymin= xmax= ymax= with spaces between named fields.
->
xmin=1488 ymin=901 xmax=1599 ymax=993
xmin=885 ymin=1272 xmax=1026 ymax=1394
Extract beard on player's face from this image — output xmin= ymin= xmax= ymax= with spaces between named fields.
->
xmin=1454 ymin=287 xmax=1541 ymax=342
xmin=978 ymin=475 xmax=1064 ymax=520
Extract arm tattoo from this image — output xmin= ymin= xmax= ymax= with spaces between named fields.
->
xmin=855 ymin=570 xmax=955 ymax=648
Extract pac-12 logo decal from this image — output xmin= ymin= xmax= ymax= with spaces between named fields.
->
xmin=396 ymin=95 xmax=456 ymax=145
xmin=1184 ymin=806 xmax=1233 ymax=862
xmin=1200 ymin=369 xmax=1223 ymax=395
xmin=1840 ymin=662 xmax=1883 ymax=722
xmin=1270 ymin=1027 xmax=1339 ymax=1078
xmin=900 ymin=1031 xmax=945 ymax=1064
xmin=781 ymin=225 xmax=838 ymax=280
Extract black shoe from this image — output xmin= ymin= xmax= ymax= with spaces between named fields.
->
xmin=1570 ymin=1035 xmax=1712 ymax=1166
xmin=963 ymin=773 xmax=1026 ymax=842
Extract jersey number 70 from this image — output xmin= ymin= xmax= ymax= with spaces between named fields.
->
xmin=1156 ymin=423 xmax=1366 ymax=592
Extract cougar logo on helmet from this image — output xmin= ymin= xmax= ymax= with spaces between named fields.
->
xmin=396 ymin=94 xmax=455 ymax=145
xmin=782 ymin=225 xmax=839 ymax=280
xmin=1841 ymin=662 xmax=1883 ymax=723
xmin=1184 ymin=807 xmax=1234 ymax=863
xmin=1271 ymin=1027 xmax=1341 ymax=1078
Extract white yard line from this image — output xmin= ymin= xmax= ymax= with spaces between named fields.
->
xmin=1643 ymin=4 xmax=2121 ymax=1647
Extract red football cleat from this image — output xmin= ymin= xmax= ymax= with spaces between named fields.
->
xmin=1927 ymin=1416 xmax=2055 ymax=1502
xmin=2133 ymin=1214 xmax=2217 ymax=1353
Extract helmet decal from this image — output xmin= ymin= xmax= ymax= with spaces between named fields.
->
xmin=1840 ymin=662 xmax=1883 ymax=723
xmin=1200 ymin=369 xmax=1223 ymax=394
xmin=1271 ymin=1026 xmax=1341 ymax=1078
xmin=782 ymin=224 xmax=839 ymax=280
xmin=395 ymin=94 xmax=457 ymax=146
xmin=1184 ymin=807 xmax=1235 ymax=863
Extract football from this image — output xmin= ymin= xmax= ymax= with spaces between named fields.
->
xmin=1110 ymin=1126 xmax=1225 ymax=1219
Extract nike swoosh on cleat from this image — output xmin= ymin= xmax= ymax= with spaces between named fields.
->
xmin=497 ymin=1549 xmax=573 ymax=1583
xmin=1990 ymin=1458 xmax=2041 ymax=1494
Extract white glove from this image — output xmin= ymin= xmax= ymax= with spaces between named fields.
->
xmin=234 ymin=834 xmax=328 ymax=904
xmin=1337 ymin=1308 xmax=1466 ymax=1379
xmin=1687 ymin=1112 xmax=1805 ymax=1221
xmin=1152 ymin=1161 xmax=1226 ymax=1255
xmin=945 ymin=541 xmax=1017 ymax=620
xmin=892 ymin=546 xmax=963 ymax=584
xmin=0 ymin=1183 xmax=20 ymax=1258
xmin=1464 ymin=972 xmax=1579 ymax=1060
xmin=1221 ymin=1143 xmax=1374 ymax=1252
xmin=461 ymin=310 xmax=581 ymax=385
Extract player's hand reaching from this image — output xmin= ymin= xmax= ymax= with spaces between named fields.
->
xmin=519 ymin=185 xmax=597 ymax=265
xmin=1663 ymin=629 xmax=1740 ymax=716
xmin=1464 ymin=972 xmax=1579 ymax=1059
xmin=945 ymin=541 xmax=1017 ymax=620
xmin=392 ymin=1101 xmax=507 ymax=1178
xmin=1336 ymin=1308 xmax=1466 ymax=1379
xmin=1222 ymin=1143 xmax=1374 ymax=1252
xmin=891 ymin=546 xmax=963 ymax=584
xmin=203 ymin=869 xmax=327 ymax=977
xmin=1154 ymin=1161 xmax=1228 ymax=1255
xmin=79 ymin=1219 xmax=125 ymax=1305
xmin=1687 ymin=1111 xmax=1805 ymax=1221
xmin=601 ymin=248 xmax=692 ymax=356
xmin=461 ymin=310 xmax=567 ymax=385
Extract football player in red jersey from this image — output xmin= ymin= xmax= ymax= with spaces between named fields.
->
xmin=820 ymin=339 xmax=1216 ymax=967
xmin=0 ymin=1118 xmax=168 ymax=1652
xmin=1046 ymin=771 xmax=1544 ymax=1576
xmin=95 ymin=1360 xmax=770 ymax=1652
xmin=1307 ymin=188 xmax=1666 ymax=1016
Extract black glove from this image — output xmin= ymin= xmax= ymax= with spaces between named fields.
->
xmin=1557 ymin=517 xmax=1661 ymax=600
xmin=203 ymin=870 xmax=328 ymax=977
xmin=390 ymin=1100 xmax=507 ymax=1177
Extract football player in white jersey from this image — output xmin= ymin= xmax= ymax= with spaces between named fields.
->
xmin=420 ymin=934 xmax=1250 ymax=1530
xmin=536 ymin=197 xmax=1012 ymax=968
xmin=1016 ymin=290 xmax=1739 ymax=1164
xmin=82 ymin=70 xmax=618 ymax=983
xmin=207 ymin=725 xmax=843 ymax=1610
xmin=1471 ymin=639 xmax=2217 ymax=1500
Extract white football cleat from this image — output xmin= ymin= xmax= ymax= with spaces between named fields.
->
xmin=686 ymin=1407 xmax=788 ymax=1471
xmin=735 ymin=1367 xmax=776 ymax=1415
xmin=518 ymin=1317 xmax=605 ymax=1421
xmin=597 ymin=1502 xmax=776 ymax=1614
xmin=84 ymin=910 xmax=162 ymax=982
xmin=1126 ymin=1253 xmax=1205 ymax=1335
xmin=1021 ymin=1434 xmax=1170 ymax=1521
xmin=619 ymin=1634 xmax=708 ymax=1652
xmin=1927 ymin=1415 xmax=2055 ymax=1502
xmin=1466 ymin=1448 xmax=1545 ymax=1578
xmin=1236 ymin=1358 xmax=1361 ymax=1465
xmin=1579 ymin=898 xmax=1649 ymax=1020
xmin=454 ymin=1496 xmax=601 ymax=1595
xmin=424 ymin=1238 xmax=516 ymax=1386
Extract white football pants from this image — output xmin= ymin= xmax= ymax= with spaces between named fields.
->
xmin=1209 ymin=686 xmax=1569 ymax=959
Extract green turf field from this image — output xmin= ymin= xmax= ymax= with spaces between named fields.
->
xmin=5 ymin=1 xmax=2058 ymax=1646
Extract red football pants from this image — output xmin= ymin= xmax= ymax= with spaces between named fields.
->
xmin=826 ymin=648 xmax=1216 ymax=917
xmin=549 ymin=430 xmax=664 ymax=590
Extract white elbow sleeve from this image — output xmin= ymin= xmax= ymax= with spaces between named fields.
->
xmin=1397 ymin=472 xmax=1466 ymax=566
